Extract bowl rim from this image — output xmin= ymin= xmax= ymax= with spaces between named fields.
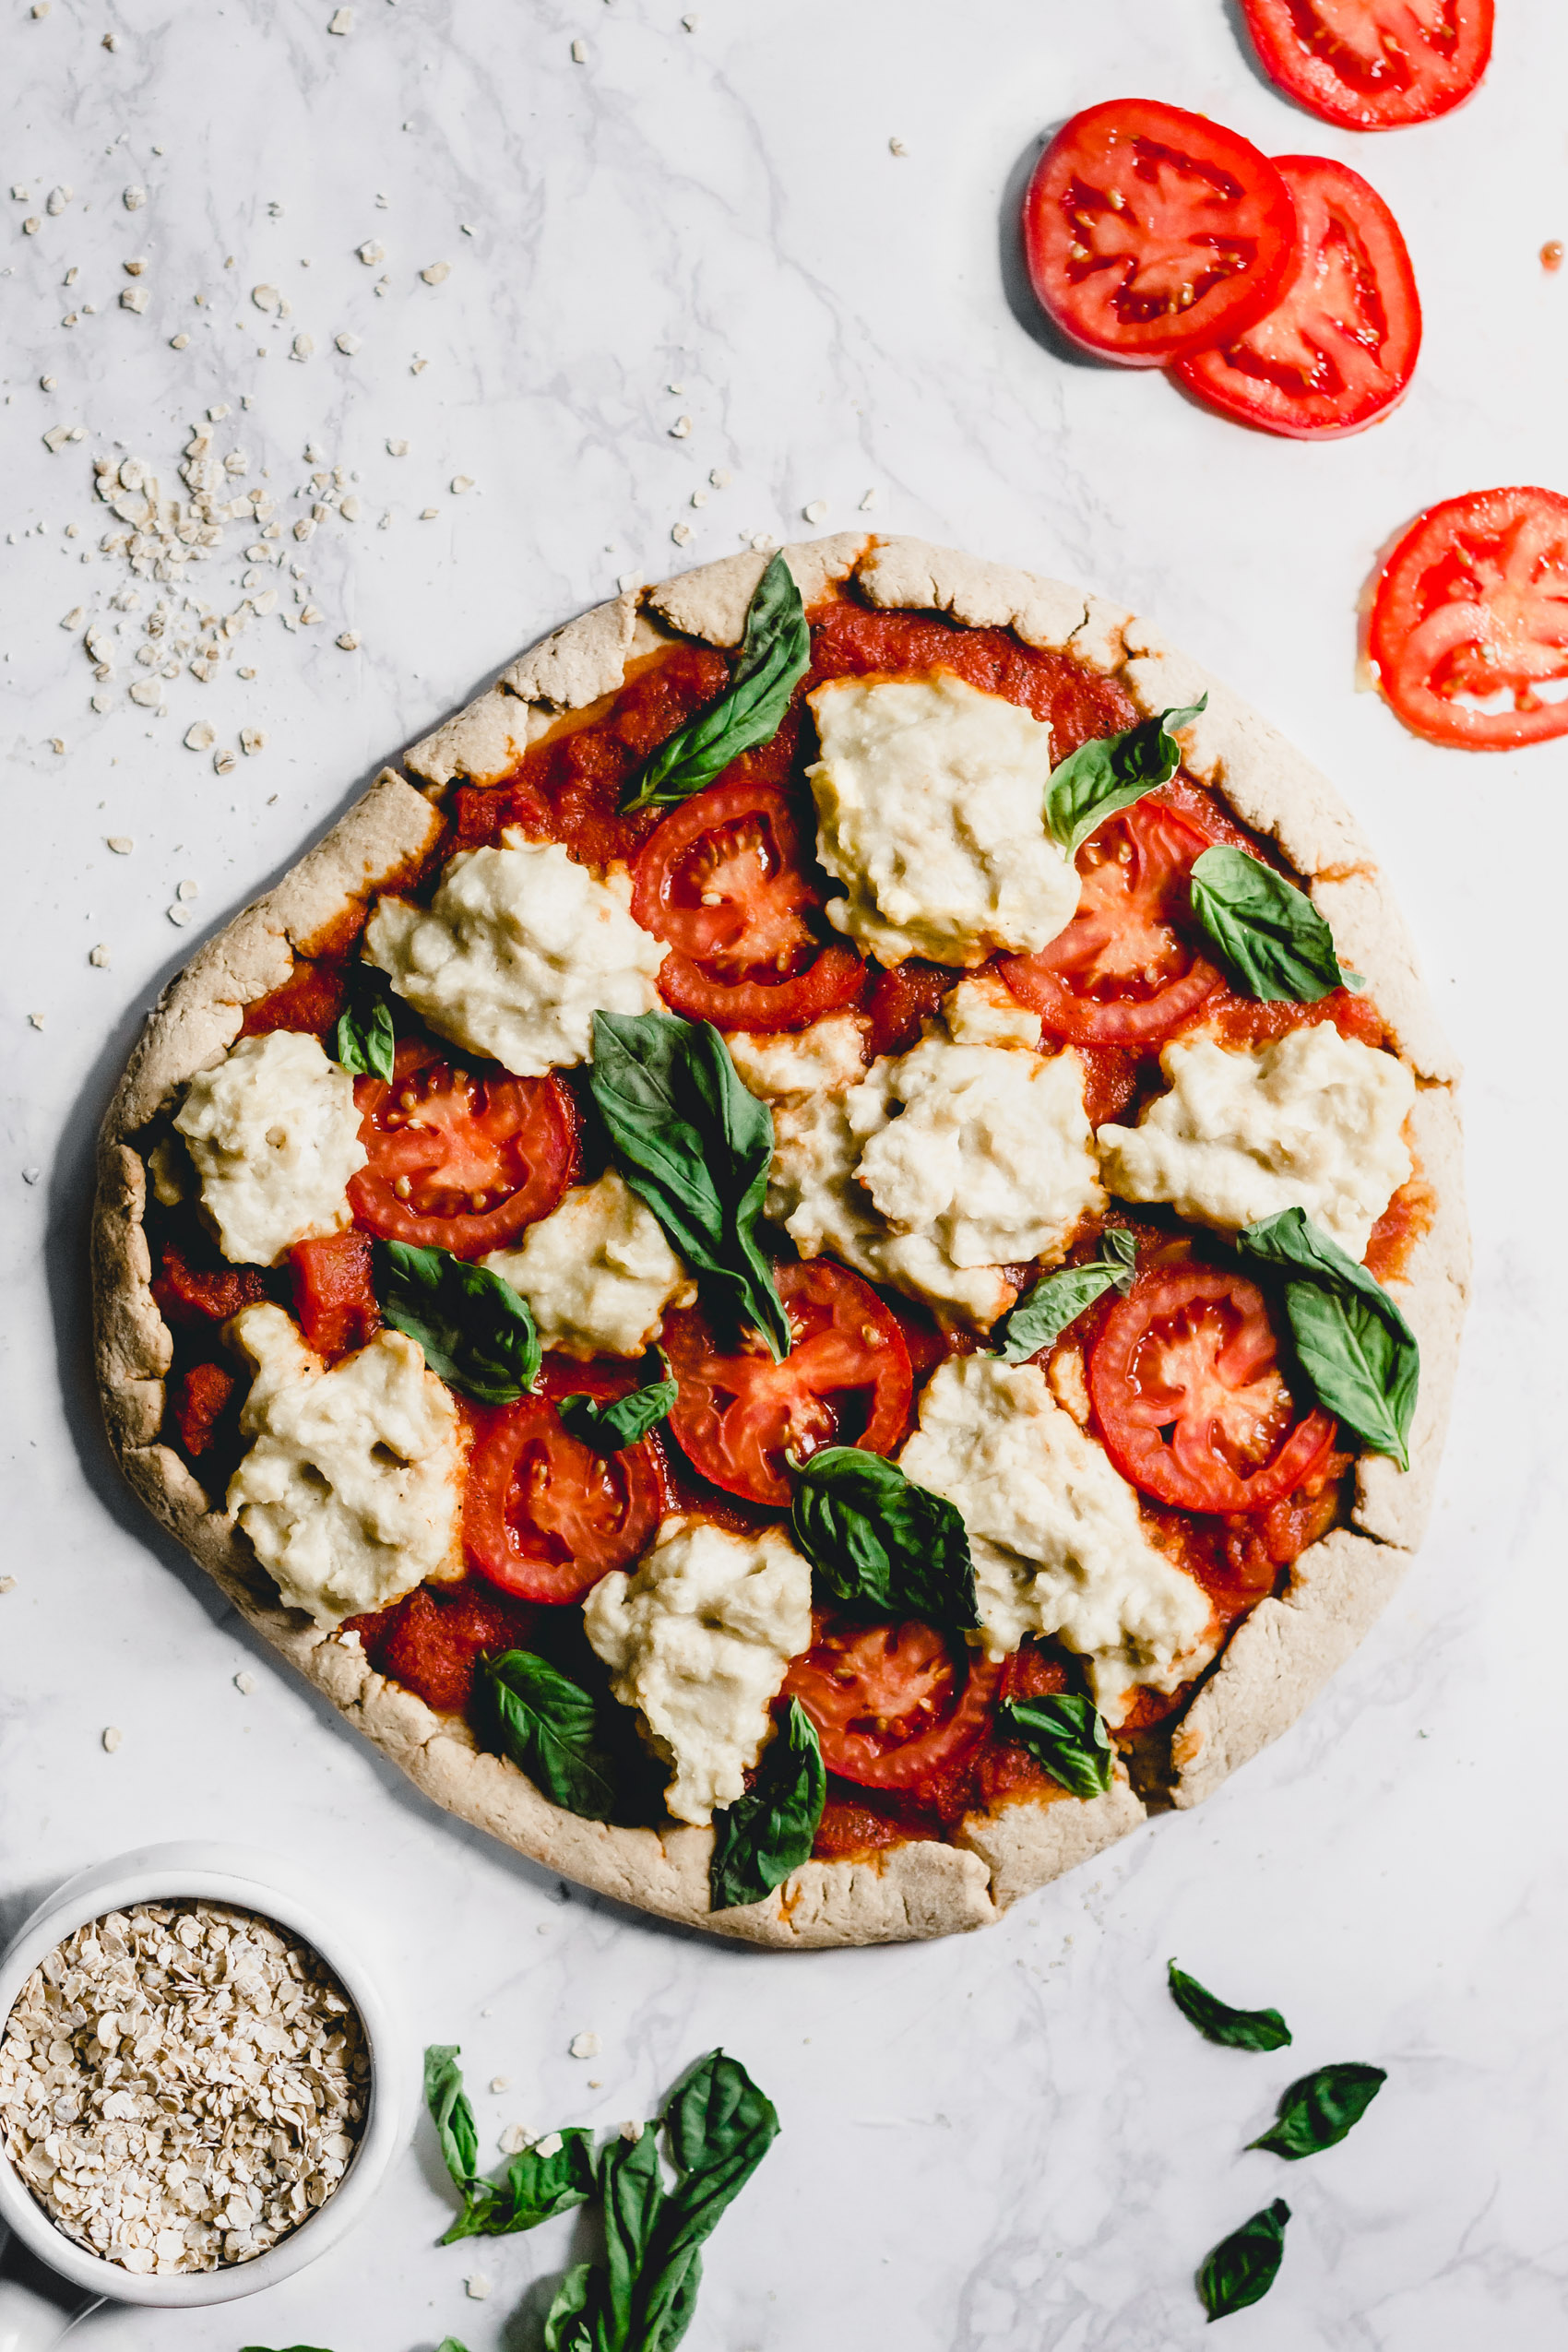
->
xmin=0 ymin=1841 xmax=406 ymax=2309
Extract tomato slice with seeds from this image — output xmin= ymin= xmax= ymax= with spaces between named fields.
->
xmin=1240 ymin=0 xmax=1492 ymax=132
xmin=783 ymin=1613 xmax=1003 ymax=1792
xmin=463 ymin=1372 xmax=666 ymax=1604
xmin=631 ymin=779 xmax=861 ymax=1034
xmin=349 ymin=1039 xmax=579 ymax=1259
xmin=662 ymin=1260 xmax=912 ymax=1508
xmin=1368 ymin=487 xmax=1568 ymax=751
xmin=999 ymin=798 xmax=1222 ymax=1046
xmin=1022 ymin=99 xmax=1299 ymax=366
xmin=1088 ymin=1265 xmax=1336 ymax=1514
xmin=1172 ymin=157 xmax=1420 ymax=442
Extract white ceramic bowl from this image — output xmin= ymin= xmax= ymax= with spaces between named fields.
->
xmin=0 ymin=1842 xmax=407 ymax=2311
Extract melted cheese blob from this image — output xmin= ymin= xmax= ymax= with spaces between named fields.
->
xmin=174 ymin=1029 xmax=366 ymax=1266
xmin=899 ymin=1355 xmax=1213 ymax=1723
xmin=484 ymin=1171 xmax=695 ymax=1359
xmin=726 ymin=1011 xmax=869 ymax=1101
xmin=583 ymin=1518 xmax=812 ymax=1827
xmin=1098 ymin=1022 xmax=1415 ymax=1261
xmin=363 ymin=832 xmax=666 ymax=1076
xmin=806 ymin=671 xmax=1078 ymax=967
xmin=227 ymin=1303 xmax=463 ymax=1627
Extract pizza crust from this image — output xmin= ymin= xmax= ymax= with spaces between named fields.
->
xmin=92 ymin=537 xmax=1467 ymax=1948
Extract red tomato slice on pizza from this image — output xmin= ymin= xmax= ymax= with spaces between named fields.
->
xmin=1021 ymin=98 xmax=1299 ymax=366
xmin=783 ymin=1614 xmax=1004 ymax=1792
xmin=1172 ymin=156 xmax=1420 ymax=441
xmin=464 ymin=1377 xmax=666 ymax=1604
xmin=349 ymin=1039 xmax=579 ymax=1258
xmin=1240 ymin=0 xmax=1493 ymax=131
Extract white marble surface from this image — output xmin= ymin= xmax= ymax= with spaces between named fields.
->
xmin=2 ymin=0 xmax=1565 ymax=2344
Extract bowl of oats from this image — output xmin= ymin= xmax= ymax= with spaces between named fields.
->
xmin=0 ymin=1843 xmax=404 ymax=2308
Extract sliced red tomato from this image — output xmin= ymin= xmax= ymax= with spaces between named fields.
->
xmin=1368 ymin=487 xmax=1568 ymax=750
xmin=999 ymin=798 xmax=1222 ymax=1045
xmin=349 ymin=1039 xmax=579 ymax=1259
xmin=862 ymin=957 xmax=961 ymax=1059
xmin=784 ymin=1614 xmax=1003 ymax=1792
xmin=1088 ymin=1265 xmax=1336 ymax=1513
xmin=1022 ymin=99 xmax=1299 ymax=366
xmin=463 ymin=1373 xmax=665 ymax=1604
xmin=662 ymin=1261 xmax=912 ymax=1507
xmin=1240 ymin=0 xmax=1492 ymax=131
xmin=153 ymin=1241 xmax=270 ymax=1325
xmin=631 ymin=779 xmax=861 ymax=1033
xmin=289 ymin=1231 xmax=380 ymax=1357
xmin=1172 ymin=157 xmax=1420 ymax=441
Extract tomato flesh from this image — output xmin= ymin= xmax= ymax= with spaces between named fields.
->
xmin=1241 ymin=0 xmax=1492 ymax=131
xmin=350 ymin=1039 xmax=579 ymax=1258
xmin=153 ymin=1241 xmax=271 ymax=1324
xmin=784 ymin=1613 xmax=1003 ymax=1792
xmin=347 ymin=1580 xmax=539 ymax=1716
xmin=172 ymin=1361 xmax=238 ymax=1459
xmin=241 ymin=956 xmax=349 ymax=1044
xmin=1369 ymin=486 xmax=1568 ymax=751
xmin=289 ymin=1231 xmax=380 ymax=1357
xmin=1088 ymin=1265 xmax=1336 ymax=1513
xmin=463 ymin=1370 xmax=666 ymax=1604
xmin=1022 ymin=99 xmax=1299 ymax=365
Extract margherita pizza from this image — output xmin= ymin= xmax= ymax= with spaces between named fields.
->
xmin=92 ymin=537 xmax=1467 ymax=1948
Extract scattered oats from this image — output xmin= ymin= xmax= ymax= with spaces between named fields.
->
xmin=169 ymin=331 xmax=188 ymax=350
xmin=46 ymin=185 xmax=72 ymax=216
xmin=128 ymin=678 xmax=162 ymax=707
xmin=234 ymin=1671 xmax=255 ymax=1693
xmin=290 ymin=333 xmax=314 ymax=361
xmin=61 ymin=605 xmax=85 ymax=628
xmin=10 ymin=185 xmax=28 ymax=201
xmin=40 ymin=372 xmax=56 ymax=388
xmin=356 ymin=240 xmax=385 ymax=266
xmin=238 ymin=665 xmax=256 ymax=678
xmin=534 ymin=2131 xmax=564 ymax=2157
xmin=619 ymin=2120 xmax=643 ymax=2143
xmin=328 ymin=5 xmax=353 ymax=27
xmin=212 ymin=748 xmax=236 ymax=775
xmin=89 ymin=944 xmax=110 ymax=968
xmin=669 ymin=414 xmax=692 ymax=438
xmin=166 ymin=902 xmax=191 ymax=924
xmin=184 ymin=721 xmax=214 ymax=751
xmin=460 ymin=221 xmax=474 ymax=236
xmin=0 ymin=1576 xmax=15 ymax=1592
xmin=569 ymin=2032 xmax=600 ymax=2061
xmin=859 ymin=487 xmax=878 ymax=511
xmin=571 ymin=37 xmax=587 ymax=60
xmin=498 ymin=2123 xmax=533 ymax=2155
xmin=43 ymin=425 xmax=73 ymax=453
xmin=90 ymin=692 xmax=112 ymax=712
xmin=465 ymin=2275 xmax=492 ymax=2301
xmin=335 ymin=631 xmax=359 ymax=651
xmin=668 ymin=380 xmax=685 ymax=394
xmin=889 ymin=137 xmax=908 ymax=157
xmin=450 ymin=474 xmax=473 ymax=493
xmin=251 ymin=284 xmax=281 ymax=314
xmin=410 ymin=354 xmax=427 ymax=373
xmin=123 ymin=184 xmax=146 ymax=210
xmin=710 ymin=467 xmax=731 ymax=488
xmin=749 ymin=531 xmax=777 ymax=552
xmin=691 ymin=488 xmax=707 ymax=507
xmin=292 ymin=517 xmax=315 ymax=543
xmin=23 ymin=218 xmax=41 ymax=235
xmin=802 ymin=499 xmax=828 ymax=524
xmin=101 ymin=1726 xmax=121 ymax=1751
xmin=123 ymin=256 xmax=147 ymax=277
xmin=299 ymin=604 xmax=323 ymax=624
xmin=119 ymin=286 xmax=148 ymax=313
xmin=386 ymin=437 xmax=409 ymax=457
xmin=30 ymin=1 xmax=49 ymax=15
xmin=339 ymin=494 xmax=362 ymax=521
xmin=420 ymin=260 xmax=450 ymax=286
xmin=101 ymin=29 xmax=117 ymax=48
xmin=335 ymin=330 xmax=361 ymax=354
xmin=107 ymin=835 xmax=133 ymax=853
xmin=176 ymin=878 xmax=198 ymax=901
xmin=682 ymin=10 xmax=699 ymax=26
xmin=671 ymin=520 xmax=692 ymax=545
xmin=618 ymin=570 xmax=639 ymax=592
xmin=28 ymin=1013 xmax=45 ymax=1029
xmin=489 ymin=2076 xmax=509 ymax=2095
xmin=240 ymin=728 xmax=266 ymax=755
xmin=50 ymin=737 xmax=65 ymax=755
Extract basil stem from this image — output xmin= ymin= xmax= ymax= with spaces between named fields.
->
xmin=992 ymin=1228 xmax=1136 ymax=1361
xmin=1197 ymin=2198 xmax=1290 ymax=2320
xmin=789 ymin=1445 xmax=979 ymax=1633
xmin=1248 ymin=2062 xmax=1386 ymax=2160
xmin=621 ymin=553 xmax=810 ymax=814
xmin=378 ymin=1240 xmax=540 ymax=1404
xmin=709 ymin=1701 xmax=826 ymax=1912
xmin=1044 ymin=697 xmax=1206 ymax=857
xmin=1167 ymin=1960 xmax=1292 ymax=2052
xmin=1189 ymin=844 xmax=1348 ymax=1004
xmin=423 ymin=2044 xmax=596 ymax=2246
xmin=1238 ymin=1207 xmax=1418 ymax=1468
xmin=998 ymin=1694 xmax=1113 ymax=1800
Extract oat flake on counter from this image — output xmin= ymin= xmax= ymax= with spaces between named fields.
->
xmin=0 ymin=1901 xmax=367 ymax=2275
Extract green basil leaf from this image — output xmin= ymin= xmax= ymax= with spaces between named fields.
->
xmin=709 ymin=1702 xmax=826 ymax=1912
xmin=1189 ymin=844 xmax=1347 ymax=1004
xmin=1197 ymin=2198 xmax=1290 ymax=2321
xmin=1238 ymin=1207 xmax=1418 ymax=1468
xmin=441 ymin=2177 xmax=510 ymax=2243
xmin=789 ymin=1446 xmax=979 ymax=1632
xmin=423 ymin=2044 xmax=480 ymax=2191
xmin=1167 ymin=1960 xmax=1292 ymax=2052
xmin=483 ymin=1649 xmax=617 ymax=1821
xmin=621 ymin=554 xmax=810 ymax=815
xmin=998 ymin=1694 xmax=1113 ymax=1800
xmin=379 ymin=1240 xmax=540 ymax=1404
xmin=557 ymin=1373 xmax=679 ymax=1454
xmin=993 ymin=1229 xmax=1136 ymax=1361
xmin=437 ymin=2342 xmax=472 ymax=2352
xmin=588 ymin=1010 xmax=789 ymax=1360
xmin=543 ymin=2266 xmax=603 ymax=2352
xmin=1248 ymin=2062 xmax=1387 ymax=2160
xmin=636 ymin=2052 xmax=780 ymax=2350
xmin=1045 ymin=698 xmax=1206 ymax=857
xmin=600 ymin=2124 xmax=667 ymax=2348
xmin=502 ymin=2126 xmax=599 ymax=2232
xmin=333 ymin=964 xmax=396 ymax=1082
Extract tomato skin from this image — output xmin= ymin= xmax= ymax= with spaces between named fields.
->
xmin=350 ymin=1039 xmax=579 ymax=1259
xmin=783 ymin=1615 xmax=1004 ymax=1792
xmin=1240 ymin=0 xmax=1492 ymax=132
xmin=463 ymin=1371 xmax=666 ymax=1604
xmin=1369 ymin=487 xmax=1568 ymax=751
xmin=662 ymin=1260 xmax=913 ymax=1508
xmin=1022 ymin=100 xmax=1299 ymax=366
xmin=1089 ymin=1265 xmax=1336 ymax=1514
xmin=172 ymin=1360 xmax=238 ymax=1459
xmin=1173 ymin=156 xmax=1420 ymax=442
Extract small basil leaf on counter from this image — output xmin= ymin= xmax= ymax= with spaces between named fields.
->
xmin=997 ymin=1694 xmax=1113 ymax=1800
xmin=333 ymin=965 xmax=396 ymax=1082
xmin=1197 ymin=2198 xmax=1290 ymax=2321
xmin=621 ymin=552 xmax=810 ymax=814
xmin=1238 ymin=1207 xmax=1418 ymax=1468
xmin=1189 ymin=844 xmax=1347 ymax=1004
xmin=993 ymin=1229 xmax=1136 ymax=1361
xmin=503 ymin=2127 xmax=599 ymax=2231
xmin=709 ymin=1702 xmax=826 ymax=1913
xmin=423 ymin=2043 xmax=480 ymax=2189
xmin=790 ymin=1445 xmax=979 ymax=1633
xmin=557 ymin=1372 xmax=679 ymax=1454
xmin=1045 ymin=697 xmax=1206 ymax=857
xmin=1248 ymin=2063 xmax=1387 ymax=2160
xmin=636 ymin=2051 xmax=781 ymax=2347
xmin=482 ymin=1650 xmax=617 ymax=1822
xmin=1167 ymin=1961 xmax=1292 ymax=2052
xmin=588 ymin=1010 xmax=790 ymax=1360
xmin=378 ymin=1240 xmax=540 ymax=1404
xmin=542 ymin=2265 xmax=600 ymax=2352
xmin=436 ymin=2342 xmax=472 ymax=2352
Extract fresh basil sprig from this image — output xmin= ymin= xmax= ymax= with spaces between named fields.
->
xmin=1248 ymin=2062 xmax=1386 ymax=2160
xmin=482 ymin=1650 xmax=617 ymax=1822
xmin=1238 ymin=1207 xmax=1419 ymax=1468
xmin=424 ymin=2044 xmax=597 ymax=2244
xmin=709 ymin=1700 xmax=826 ymax=1912
xmin=557 ymin=1371 xmax=679 ymax=1454
xmin=588 ymin=1010 xmax=790 ymax=1360
xmin=621 ymin=553 xmax=810 ymax=814
xmin=333 ymin=963 xmax=396 ymax=1082
xmin=998 ymin=1694 xmax=1113 ymax=1800
xmin=1167 ymin=1960 xmax=1292 ymax=2052
xmin=790 ymin=1446 xmax=979 ymax=1633
xmin=1197 ymin=2198 xmax=1290 ymax=2321
xmin=1044 ymin=697 xmax=1206 ymax=857
xmin=378 ymin=1240 xmax=540 ymax=1404
xmin=992 ymin=1229 xmax=1136 ymax=1361
xmin=1189 ymin=844 xmax=1349 ymax=1004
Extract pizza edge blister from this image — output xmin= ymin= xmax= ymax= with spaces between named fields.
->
xmin=90 ymin=533 xmax=1470 ymax=1949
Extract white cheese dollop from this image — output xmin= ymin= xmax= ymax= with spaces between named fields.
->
xmin=227 ymin=1302 xmax=463 ymax=1627
xmin=726 ymin=1010 xmax=868 ymax=1101
xmin=363 ymin=831 xmax=667 ymax=1077
xmin=483 ymin=1171 xmax=695 ymax=1360
xmin=899 ymin=1355 xmax=1213 ymax=1724
xmin=806 ymin=671 xmax=1078 ymax=967
xmin=173 ymin=1029 xmax=366 ymax=1267
xmin=583 ymin=1518 xmax=812 ymax=1827
xmin=1097 ymin=1022 xmax=1416 ymax=1261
